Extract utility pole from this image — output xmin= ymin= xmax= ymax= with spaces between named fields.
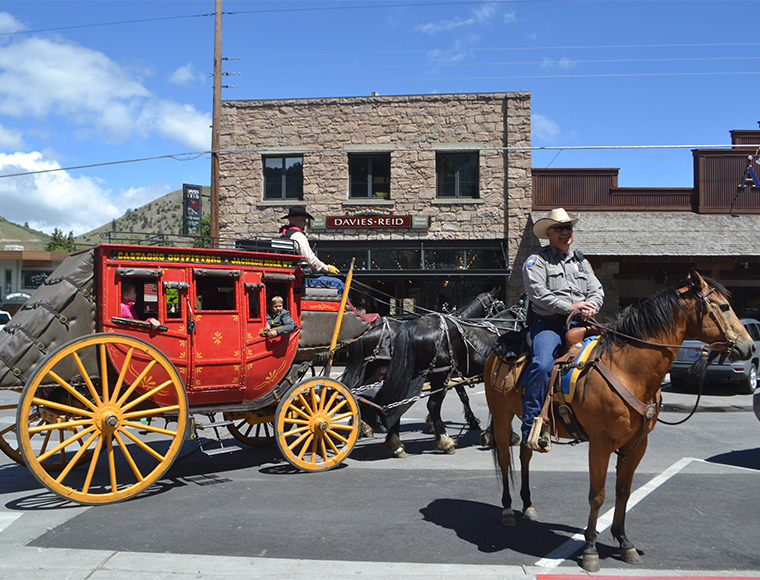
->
xmin=210 ymin=0 xmax=222 ymax=243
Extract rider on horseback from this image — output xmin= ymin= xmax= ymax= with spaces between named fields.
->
xmin=521 ymin=208 xmax=604 ymax=452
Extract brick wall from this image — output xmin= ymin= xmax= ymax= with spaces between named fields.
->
xmin=218 ymin=92 xmax=532 ymax=274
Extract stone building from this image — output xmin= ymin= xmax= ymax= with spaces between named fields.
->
xmin=218 ymin=92 xmax=532 ymax=313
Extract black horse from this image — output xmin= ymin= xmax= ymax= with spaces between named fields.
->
xmin=342 ymin=288 xmax=503 ymax=434
xmin=365 ymin=295 xmax=513 ymax=457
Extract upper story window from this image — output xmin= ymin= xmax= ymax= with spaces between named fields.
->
xmin=436 ymin=152 xmax=479 ymax=199
xmin=264 ymin=156 xmax=303 ymax=200
xmin=349 ymin=154 xmax=390 ymax=199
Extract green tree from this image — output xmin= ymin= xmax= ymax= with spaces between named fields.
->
xmin=45 ymin=228 xmax=76 ymax=253
xmin=192 ymin=214 xmax=212 ymax=248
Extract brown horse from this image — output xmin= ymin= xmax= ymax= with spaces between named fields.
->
xmin=484 ymin=270 xmax=754 ymax=572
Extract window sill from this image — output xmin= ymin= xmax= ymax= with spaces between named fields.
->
xmin=341 ymin=199 xmax=395 ymax=208
xmin=431 ymin=198 xmax=484 ymax=205
xmin=256 ymin=199 xmax=304 ymax=208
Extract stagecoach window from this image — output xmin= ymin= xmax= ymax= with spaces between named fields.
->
xmin=196 ymin=278 xmax=236 ymax=311
xmin=247 ymin=287 xmax=262 ymax=320
xmin=122 ymin=278 xmax=159 ymax=320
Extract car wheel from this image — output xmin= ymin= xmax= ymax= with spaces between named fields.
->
xmin=738 ymin=363 xmax=758 ymax=395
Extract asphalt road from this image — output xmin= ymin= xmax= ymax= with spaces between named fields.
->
xmin=1 ymin=375 xmax=760 ymax=579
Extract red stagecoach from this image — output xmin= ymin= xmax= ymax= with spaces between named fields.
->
xmin=0 ymin=241 xmax=372 ymax=505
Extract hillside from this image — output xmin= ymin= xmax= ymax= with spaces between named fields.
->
xmin=0 ymin=216 xmax=51 ymax=251
xmin=76 ymin=186 xmax=211 ymax=246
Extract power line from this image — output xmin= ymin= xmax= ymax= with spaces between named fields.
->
xmin=232 ymin=56 xmax=760 ymax=76
xmin=0 ymin=13 xmax=212 ymax=36
xmin=224 ymin=70 xmax=760 ymax=89
xmin=230 ymin=42 xmax=760 ymax=60
xmin=3 ymin=144 xmax=759 ymax=180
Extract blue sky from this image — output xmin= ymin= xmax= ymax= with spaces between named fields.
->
xmin=0 ymin=0 xmax=757 ymax=235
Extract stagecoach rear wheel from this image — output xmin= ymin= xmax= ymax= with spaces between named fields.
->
xmin=224 ymin=410 xmax=275 ymax=446
xmin=275 ymin=377 xmax=360 ymax=472
xmin=1 ymin=395 xmax=94 ymax=471
xmin=16 ymin=333 xmax=188 ymax=505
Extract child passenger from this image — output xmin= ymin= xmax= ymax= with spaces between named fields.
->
xmin=121 ymin=280 xmax=161 ymax=329
xmin=263 ymin=296 xmax=295 ymax=338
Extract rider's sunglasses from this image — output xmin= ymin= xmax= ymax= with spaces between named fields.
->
xmin=550 ymin=224 xmax=573 ymax=233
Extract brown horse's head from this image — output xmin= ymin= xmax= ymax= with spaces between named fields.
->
xmin=684 ymin=269 xmax=754 ymax=362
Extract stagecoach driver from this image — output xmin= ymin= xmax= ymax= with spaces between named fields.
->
xmin=521 ymin=208 xmax=604 ymax=452
xmin=279 ymin=206 xmax=341 ymax=276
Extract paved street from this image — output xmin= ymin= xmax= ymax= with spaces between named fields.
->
xmin=1 ymin=373 xmax=760 ymax=579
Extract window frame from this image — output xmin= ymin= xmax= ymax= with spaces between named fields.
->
xmin=436 ymin=151 xmax=479 ymax=199
xmin=263 ymin=155 xmax=304 ymax=200
xmin=348 ymin=153 xmax=391 ymax=199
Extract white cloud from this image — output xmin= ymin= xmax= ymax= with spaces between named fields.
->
xmin=0 ymin=12 xmax=26 ymax=35
xmin=169 ymin=63 xmax=204 ymax=86
xmin=0 ymin=151 xmax=171 ymax=235
xmin=0 ymin=34 xmax=210 ymax=151
xmin=532 ymin=114 xmax=561 ymax=141
xmin=503 ymin=10 xmax=517 ymax=23
xmin=0 ymin=123 xmax=23 ymax=149
xmin=416 ymin=17 xmax=475 ymax=35
xmin=540 ymin=56 xmax=576 ymax=70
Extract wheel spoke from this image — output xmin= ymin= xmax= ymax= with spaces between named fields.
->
xmin=323 ymin=431 xmax=342 ymax=453
xmin=121 ymin=420 xmax=177 ymax=437
xmin=38 ymin=425 xmax=94 ymax=463
xmin=119 ymin=427 xmax=166 ymax=462
xmin=122 ymin=404 xmax=180 ymax=420
xmin=106 ymin=433 xmax=117 ymax=492
xmin=29 ymin=418 xmax=91 ymax=434
xmin=114 ymin=431 xmax=145 ymax=482
xmin=72 ymin=352 xmax=102 ymax=407
xmin=115 ymin=360 xmax=157 ymax=407
xmin=110 ymin=346 xmax=135 ymax=404
xmin=46 ymin=371 xmax=99 ymax=413
xmin=55 ymin=430 xmax=98 ymax=483
xmin=82 ymin=435 xmax=104 ymax=494
xmin=325 ymin=429 xmax=349 ymax=445
xmin=30 ymin=397 xmax=94 ymax=418
xmin=99 ymin=343 xmax=110 ymax=402
xmin=121 ymin=380 xmax=175 ymax=413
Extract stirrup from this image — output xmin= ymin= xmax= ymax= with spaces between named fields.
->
xmin=526 ymin=417 xmax=550 ymax=452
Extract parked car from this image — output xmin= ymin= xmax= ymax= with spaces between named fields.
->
xmin=668 ymin=318 xmax=760 ymax=394
xmin=0 ymin=310 xmax=10 ymax=332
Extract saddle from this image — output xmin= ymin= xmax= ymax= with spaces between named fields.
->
xmin=489 ymin=324 xmax=599 ymax=445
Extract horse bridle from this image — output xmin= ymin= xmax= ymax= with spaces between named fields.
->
xmin=681 ymin=281 xmax=739 ymax=360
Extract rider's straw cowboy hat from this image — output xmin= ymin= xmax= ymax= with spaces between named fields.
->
xmin=532 ymin=208 xmax=579 ymax=240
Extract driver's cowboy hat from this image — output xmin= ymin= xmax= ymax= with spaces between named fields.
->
xmin=532 ymin=208 xmax=579 ymax=240
xmin=281 ymin=206 xmax=315 ymax=220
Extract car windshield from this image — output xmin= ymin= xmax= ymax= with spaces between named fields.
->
xmin=0 ymin=313 xmax=10 ymax=323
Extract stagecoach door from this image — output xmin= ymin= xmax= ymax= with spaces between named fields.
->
xmin=188 ymin=268 xmax=244 ymax=394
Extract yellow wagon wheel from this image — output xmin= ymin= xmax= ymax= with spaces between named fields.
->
xmin=16 ymin=333 xmax=188 ymax=505
xmin=224 ymin=410 xmax=275 ymax=446
xmin=275 ymin=377 xmax=360 ymax=472
xmin=1 ymin=394 xmax=93 ymax=470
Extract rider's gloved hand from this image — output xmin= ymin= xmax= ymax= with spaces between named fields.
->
xmin=327 ymin=265 xmax=340 ymax=275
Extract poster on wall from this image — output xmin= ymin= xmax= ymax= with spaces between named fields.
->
xmin=183 ymin=184 xmax=202 ymax=235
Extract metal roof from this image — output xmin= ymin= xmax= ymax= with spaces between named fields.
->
xmin=531 ymin=211 xmax=760 ymax=257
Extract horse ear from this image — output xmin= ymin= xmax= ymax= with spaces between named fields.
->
xmin=689 ymin=268 xmax=707 ymax=289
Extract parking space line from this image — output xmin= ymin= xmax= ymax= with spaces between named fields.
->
xmin=535 ymin=457 xmax=695 ymax=568
xmin=0 ymin=512 xmax=22 ymax=534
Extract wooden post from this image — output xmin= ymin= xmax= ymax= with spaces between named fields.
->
xmin=210 ymin=0 xmax=222 ymax=245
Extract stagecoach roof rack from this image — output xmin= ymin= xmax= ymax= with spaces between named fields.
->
xmin=94 ymin=231 xmax=298 ymax=255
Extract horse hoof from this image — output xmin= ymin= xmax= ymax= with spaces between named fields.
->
xmin=467 ymin=420 xmax=483 ymax=431
xmin=582 ymin=554 xmax=600 ymax=573
xmin=359 ymin=420 xmax=374 ymax=438
xmin=392 ymin=446 xmax=407 ymax=458
xmin=620 ymin=547 xmax=642 ymax=565
xmin=479 ymin=431 xmax=492 ymax=447
xmin=437 ymin=434 xmax=456 ymax=454
xmin=502 ymin=509 xmax=517 ymax=526
xmin=522 ymin=506 xmax=539 ymax=521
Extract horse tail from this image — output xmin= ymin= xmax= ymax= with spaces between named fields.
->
xmin=374 ymin=322 xmax=420 ymax=425
xmin=341 ymin=338 xmax=367 ymax=389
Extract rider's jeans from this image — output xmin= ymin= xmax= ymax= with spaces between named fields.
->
xmin=521 ymin=319 xmax=564 ymax=440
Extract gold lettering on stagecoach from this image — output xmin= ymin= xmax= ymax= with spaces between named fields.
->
xmin=111 ymin=250 xmax=292 ymax=269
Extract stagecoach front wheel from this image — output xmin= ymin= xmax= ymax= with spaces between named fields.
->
xmin=275 ymin=378 xmax=360 ymax=472
xmin=16 ymin=333 xmax=188 ymax=505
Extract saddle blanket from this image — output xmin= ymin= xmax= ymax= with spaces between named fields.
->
xmin=556 ymin=335 xmax=599 ymax=403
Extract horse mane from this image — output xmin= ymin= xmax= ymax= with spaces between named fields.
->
xmin=599 ymin=276 xmax=730 ymax=352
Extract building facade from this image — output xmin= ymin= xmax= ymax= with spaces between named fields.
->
xmin=218 ymin=92 xmax=532 ymax=314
